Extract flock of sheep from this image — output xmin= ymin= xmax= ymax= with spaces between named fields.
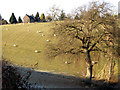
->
xmin=5 ymin=27 xmax=70 ymax=64
xmin=12 ymin=29 xmax=56 ymax=50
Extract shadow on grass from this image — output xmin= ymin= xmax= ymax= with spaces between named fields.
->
xmin=2 ymin=60 xmax=119 ymax=89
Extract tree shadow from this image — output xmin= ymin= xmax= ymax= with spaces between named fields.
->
xmin=2 ymin=61 xmax=119 ymax=89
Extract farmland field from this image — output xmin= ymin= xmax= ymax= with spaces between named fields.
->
xmin=2 ymin=22 xmax=86 ymax=77
xmin=2 ymin=22 xmax=119 ymax=81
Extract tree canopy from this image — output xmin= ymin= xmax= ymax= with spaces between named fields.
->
xmin=46 ymin=15 xmax=52 ymax=21
xmin=40 ymin=13 xmax=46 ymax=22
xmin=35 ymin=12 xmax=40 ymax=22
xmin=47 ymin=1 xmax=119 ymax=81
xmin=18 ymin=16 xmax=23 ymax=23
xmin=9 ymin=13 xmax=17 ymax=24
xmin=47 ymin=5 xmax=61 ymax=21
xmin=59 ymin=10 xmax=66 ymax=20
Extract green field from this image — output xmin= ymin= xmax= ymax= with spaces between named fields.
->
xmin=2 ymin=22 xmax=118 ymax=81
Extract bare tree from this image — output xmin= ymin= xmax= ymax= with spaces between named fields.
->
xmin=47 ymin=1 xmax=119 ymax=82
xmin=66 ymin=13 xmax=73 ymax=20
xmin=47 ymin=5 xmax=61 ymax=21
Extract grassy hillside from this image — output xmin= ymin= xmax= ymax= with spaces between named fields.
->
xmin=2 ymin=22 xmax=118 ymax=82
xmin=2 ymin=23 xmax=86 ymax=76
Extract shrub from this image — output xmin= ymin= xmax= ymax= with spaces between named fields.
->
xmin=2 ymin=60 xmax=30 ymax=89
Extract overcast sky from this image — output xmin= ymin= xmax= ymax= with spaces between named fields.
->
xmin=0 ymin=0 xmax=119 ymax=22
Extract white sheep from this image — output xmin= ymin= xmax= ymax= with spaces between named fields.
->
xmin=6 ymin=28 xmax=8 ymax=30
xmin=53 ymin=34 xmax=56 ymax=36
xmin=105 ymin=55 xmax=107 ymax=57
xmin=27 ymin=30 xmax=30 ymax=32
xmin=13 ymin=44 xmax=17 ymax=47
xmin=65 ymin=61 xmax=71 ymax=64
xmin=46 ymin=40 xmax=50 ymax=42
xmin=36 ymin=31 xmax=41 ymax=33
xmin=41 ymin=34 xmax=45 ymax=36
xmin=35 ymin=50 xmax=38 ymax=53
xmin=65 ymin=61 xmax=68 ymax=64
xmin=92 ymin=61 xmax=98 ymax=64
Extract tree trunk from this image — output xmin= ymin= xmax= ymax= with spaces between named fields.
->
xmin=86 ymin=64 xmax=93 ymax=81
xmin=108 ymin=57 xmax=115 ymax=82
xmin=85 ymin=51 xmax=93 ymax=81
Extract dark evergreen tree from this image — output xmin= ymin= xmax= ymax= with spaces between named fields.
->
xmin=0 ymin=14 xmax=2 ymax=20
xmin=59 ymin=10 xmax=66 ymax=20
xmin=35 ymin=12 xmax=40 ymax=22
xmin=0 ymin=14 xmax=2 ymax=25
xmin=9 ymin=13 xmax=17 ymax=24
xmin=18 ymin=16 xmax=22 ymax=23
xmin=40 ymin=13 xmax=46 ymax=22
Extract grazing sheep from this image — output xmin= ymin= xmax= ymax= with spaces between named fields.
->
xmin=41 ymin=34 xmax=45 ymax=36
xmin=65 ymin=61 xmax=68 ymax=64
xmin=46 ymin=40 xmax=50 ymax=42
xmin=27 ymin=30 xmax=30 ymax=32
xmin=92 ymin=61 xmax=98 ymax=64
xmin=6 ymin=28 xmax=8 ymax=30
xmin=34 ymin=50 xmax=41 ymax=53
xmin=53 ymin=34 xmax=56 ymax=36
xmin=65 ymin=61 xmax=71 ymax=64
xmin=13 ymin=44 xmax=17 ymax=47
xmin=36 ymin=31 xmax=41 ymax=33
xmin=38 ymin=31 xmax=41 ymax=33
xmin=35 ymin=50 xmax=38 ymax=53
xmin=105 ymin=55 xmax=107 ymax=57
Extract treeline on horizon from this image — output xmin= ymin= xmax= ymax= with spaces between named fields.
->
xmin=0 ymin=5 xmax=72 ymax=25
xmin=0 ymin=4 xmax=119 ymax=25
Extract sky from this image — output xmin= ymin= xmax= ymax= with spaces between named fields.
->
xmin=118 ymin=1 xmax=120 ymax=13
xmin=0 ymin=0 xmax=119 ymax=22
